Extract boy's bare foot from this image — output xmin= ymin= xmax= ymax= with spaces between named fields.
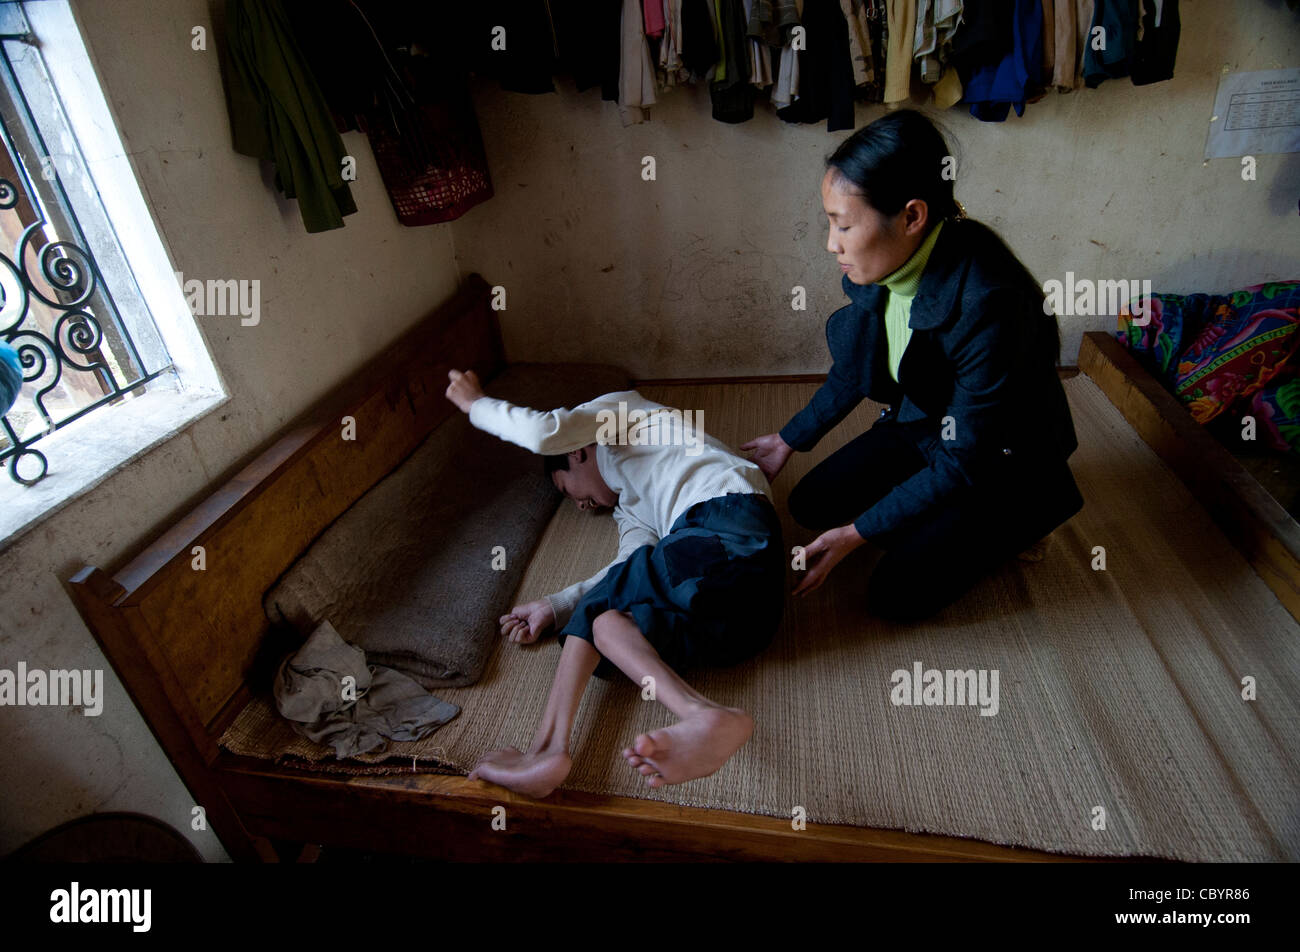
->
xmin=621 ymin=704 xmax=754 ymax=788
xmin=468 ymin=746 xmax=572 ymax=799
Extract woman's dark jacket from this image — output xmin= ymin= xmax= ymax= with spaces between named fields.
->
xmin=779 ymin=217 xmax=1083 ymax=542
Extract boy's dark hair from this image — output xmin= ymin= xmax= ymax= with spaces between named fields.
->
xmin=543 ymin=454 xmax=569 ymax=477
xmin=825 ymin=109 xmax=961 ymax=222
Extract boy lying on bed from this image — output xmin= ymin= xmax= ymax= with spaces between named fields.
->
xmin=445 ymin=369 xmax=784 ymax=798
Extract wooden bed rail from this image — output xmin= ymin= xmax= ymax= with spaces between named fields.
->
xmin=1078 ymin=332 xmax=1300 ymax=623
xmin=66 ymin=273 xmax=504 ymax=858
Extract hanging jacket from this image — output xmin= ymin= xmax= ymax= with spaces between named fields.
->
xmin=1082 ymin=0 xmax=1139 ymax=88
xmin=659 ymin=0 xmax=690 ymax=86
xmin=914 ymin=0 xmax=963 ymax=85
xmin=747 ymin=0 xmax=802 ymax=45
xmin=865 ymin=0 xmax=889 ymax=102
xmin=682 ymin=0 xmax=721 ymax=79
xmin=843 ymin=0 xmax=886 ymax=101
xmin=550 ymin=0 xmax=623 ymax=100
xmin=619 ymin=0 xmax=658 ymax=124
xmin=1048 ymin=0 xmax=1076 ymax=89
xmin=1130 ymin=0 xmax=1179 ymax=86
xmin=222 ymin=0 xmax=357 ymax=232
xmin=776 ymin=0 xmax=855 ymax=131
xmin=948 ymin=0 xmax=1010 ymax=72
xmin=282 ymin=2 xmax=493 ymax=226
xmin=958 ymin=0 xmax=1044 ymax=121
xmin=446 ymin=3 xmax=557 ymax=94
xmin=883 ymin=0 xmax=918 ymax=103
xmin=712 ymin=0 xmax=756 ymax=121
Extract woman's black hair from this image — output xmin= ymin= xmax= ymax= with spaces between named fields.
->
xmin=825 ymin=109 xmax=963 ymax=223
xmin=543 ymin=454 xmax=569 ymax=477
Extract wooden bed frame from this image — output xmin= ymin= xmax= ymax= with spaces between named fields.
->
xmin=1078 ymin=333 xmax=1300 ymax=625
xmin=66 ymin=276 xmax=1159 ymax=863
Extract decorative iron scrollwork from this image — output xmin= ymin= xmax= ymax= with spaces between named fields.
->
xmin=0 ymin=26 xmax=167 ymax=488
xmin=0 ymin=179 xmax=156 ymax=485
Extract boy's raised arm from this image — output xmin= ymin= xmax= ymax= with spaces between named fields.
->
xmin=446 ymin=369 xmax=634 ymax=456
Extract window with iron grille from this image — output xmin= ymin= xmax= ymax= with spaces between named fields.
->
xmin=0 ymin=2 xmax=173 ymax=487
xmin=0 ymin=1 xmax=225 ymax=546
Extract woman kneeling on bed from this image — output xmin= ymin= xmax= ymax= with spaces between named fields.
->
xmin=445 ymin=370 xmax=784 ymax=799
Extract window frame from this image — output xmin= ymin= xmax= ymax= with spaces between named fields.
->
xmin=0 ymin=0 xmax=227 ymax=549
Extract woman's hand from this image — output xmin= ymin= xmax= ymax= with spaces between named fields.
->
xmin=500 ymin=599 xmax=556 ymax=644
xmin=793 ymin=524 xmax=867 ymax=597
xmin=445 ymin=369 xmax=485 ymax=413
xmin=741 ymin=432 xmax=794 ymax=482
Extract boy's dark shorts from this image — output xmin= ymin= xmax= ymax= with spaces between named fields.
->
xmin=558 ymin=492 xmax=785 ymax=680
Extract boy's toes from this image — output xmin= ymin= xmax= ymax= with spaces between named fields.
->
xmin=633 ymin=730 xmax=666 ymax=759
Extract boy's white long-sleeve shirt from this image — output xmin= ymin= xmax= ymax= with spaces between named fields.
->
xmin=468 ymin=390 xmax=770 ymax=626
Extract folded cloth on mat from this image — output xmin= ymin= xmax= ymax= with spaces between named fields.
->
xmin=273 ymin=620 xmax=459 ymax=759
xmin=264 ymin=362 xmax=632 ymax=688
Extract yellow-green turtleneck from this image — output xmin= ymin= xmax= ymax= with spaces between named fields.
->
xmin=879 ymin=219 xmax=944 ymax=383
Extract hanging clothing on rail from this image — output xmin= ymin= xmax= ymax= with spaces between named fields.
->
xmin=883 ymin=0 xmax=917 ymax=103
xmin=957 ymin=0 xmax=1043 ymax=121
xmin=914 ymin=0 xmax=962 ymax=85
xmin=284 ymin=1 xmax=492 ymax=226
xmin=864 ymin=0 xmax=889 ymax=102
xmin=682 ymin=0 xmax=721 ymax=80
xmin=1072 ymin=0 xmax=1095 ymax=88
xmin=843 ymin=0 xmax=872 ymax=88
xmin=1082 ymin=0 xmax=1138 ymax=88
xmin=658 ymin=0 xmax=691 ymax=88
xmin=645 ymin=0 xmax=667 ymax=37
xmin=1040 ymin=0 xmax=1055 ymax=83
xmin=771 ymin=38 xmax=802 ymax=108
xmin=619 ymin=0 xmax=659 ymax=124
xmin=221 ymin=0 xmax=357 ymax=232
xmin=1071 ymin=0 xmax=1092 ymax=87
xmin=746 ymin=0 xmax=802 ymax=45
xmin=776 ymin=0 xmax=855 ymax=131
xmin=553 ymin=0 xmax=624 ymax=102
xmin=842 ymin=0 xmax=883 ymax=101
xmin=753 ymin=0 xmax=805 ymax=110
xmin=1130 ymin=0 xmax=1179 ymax=85
xmin=1046 ymin=0 xmax=1077 ymax=90
xmin=444 ymin=3 xmax=557 ymax=94
xmin=947 ymin=0 xmax=1009 ymax=73
xmin=931 ymin=64 xmax=963 ymax=108
xmin=742 ymin=0 xmax=776 ymax=87
xmin=712 ymin=0 xmax=756 ymax=122
xmin=495 ymin=2 xmax=559 ymax=94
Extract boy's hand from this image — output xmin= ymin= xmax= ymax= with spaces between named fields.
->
xmin=446 ymin=369 xmax=485 ymax=413
xmin=740 ymin=433 xmax=793 ymax=482
xmin=500 ymin=599 xmax=556 ymax=644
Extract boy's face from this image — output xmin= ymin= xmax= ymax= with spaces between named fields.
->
xmin=551 ymin=447 xmax=617 ymax=511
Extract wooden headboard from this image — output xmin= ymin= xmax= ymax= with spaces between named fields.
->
xmin=68 ymin=273 xmax=504 ymax=766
